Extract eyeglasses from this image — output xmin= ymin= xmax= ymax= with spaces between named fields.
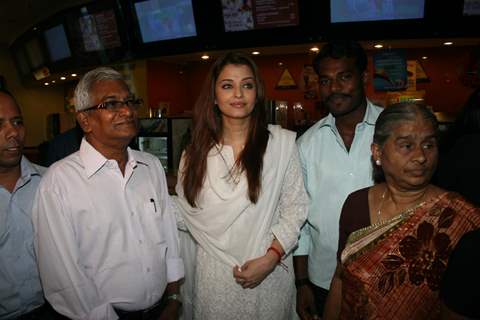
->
xmin=82 ymin=98 xmax=143 ymax=112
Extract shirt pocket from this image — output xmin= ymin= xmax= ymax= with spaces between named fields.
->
xmin=142 ymin=202 xmax=166 ymax=246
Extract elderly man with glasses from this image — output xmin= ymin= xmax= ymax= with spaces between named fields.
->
xmin=33 ymin=67 xmax=184 ymax=320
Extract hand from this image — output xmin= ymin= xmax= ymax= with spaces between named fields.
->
xmin=232 ymin=253 xmax=278 ymax=289
xmin=296 ymin=284 xmax=321 ymax=320
xmin=157 ymin=300 xmax=180 ymax=320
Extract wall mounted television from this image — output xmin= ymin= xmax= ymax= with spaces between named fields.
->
xmin=43 ymin=24 xmax=72 ymax=62
xmin=330 ymin=0 xmax=425 ymax=23
xmin=133 ymin=0 xmax=197 ymax=43
xmin=221 ymin=0 xmax=299 ymax=32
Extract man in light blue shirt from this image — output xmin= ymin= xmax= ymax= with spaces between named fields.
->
xmin=0 ymin=90 xmax=51 ymax=319
xmin=293 ymin=41 xmax=383 ymax=319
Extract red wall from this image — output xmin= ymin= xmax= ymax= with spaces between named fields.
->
xmin=147 ymin=45 xmax=479 ymax=120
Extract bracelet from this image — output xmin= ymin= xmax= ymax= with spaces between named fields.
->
xmin=267 ymin=246 xmax=283 ymax=262
xmin=267 ymin=246 xmax=288 ymax=271
xmin=167 ymin=293 xmax=183 ymax=305
xmin=295 ymin=278 xmax=310 ymax=288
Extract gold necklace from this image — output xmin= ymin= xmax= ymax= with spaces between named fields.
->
xmin=377 ymin=186 xmax=428 ymax=221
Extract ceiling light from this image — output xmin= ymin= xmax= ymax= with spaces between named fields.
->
xmin=422 ymin=56 xmax=428 ymax=60
xmin=277 ymin=62 xmax=284 ymax=67
xmin=443 ymin=41 xmax=453 ymax=46
xmin=51 ymin=80 xmax=56 ymax=83
xmin=71 ymin=73 xmax=77 ymax=77
xmin=60 ymin=76 xmax=66 ymax=80
xmin=201 ymin=55 xmax=210 ymax=60
xmin=374 ymin=44 xmax=384 ymax=49
xmin=44 ymin=82 xmax=49 ymax=86
xmin=310 ymin=46 xmax=319 ymax=52
xmin=252 ymin=51 xmax=260 ymax=55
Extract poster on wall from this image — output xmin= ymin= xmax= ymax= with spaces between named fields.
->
xmin=373 ymin=49 xmax=407 ymax=91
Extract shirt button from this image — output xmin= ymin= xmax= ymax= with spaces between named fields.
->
xmin=139 ymin=240 xmax=143 ymax=244
xmin=146 ymin=267 xmax=151 ymax=272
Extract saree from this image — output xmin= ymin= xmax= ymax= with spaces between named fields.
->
xmin=340 ymin=192 xmax=480 ymax=320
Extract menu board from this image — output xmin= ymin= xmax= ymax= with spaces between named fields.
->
xmin=222 ymin=0 xmax=299 ymax=32
xmin=78 ymin=9 xmax=122 ymax=52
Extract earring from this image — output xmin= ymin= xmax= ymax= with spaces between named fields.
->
xmin=375 ymin=159 xmax=381 ymax=166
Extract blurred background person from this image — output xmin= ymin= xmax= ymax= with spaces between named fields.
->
xmin=323 ymin=103 xmax=480 ymax=319
xmin=436 ymin=88 xmax=480 ymax=206
xmin=440 ymin=228 xmax=480 ymax=320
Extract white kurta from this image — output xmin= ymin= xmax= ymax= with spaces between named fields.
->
xmin=175 ymin=125 xmax=308 ymax=319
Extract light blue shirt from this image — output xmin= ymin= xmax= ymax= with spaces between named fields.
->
xmin=0 ymin=157 xmax=45 ymax=319
xmin=294 ymin=100 xmax=383 ymax=289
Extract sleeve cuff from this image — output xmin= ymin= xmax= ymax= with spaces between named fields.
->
xmin=167 ymin=257 xmax=185 ymax=283
xmin=294 ymin=226 xmax=311 ymax=256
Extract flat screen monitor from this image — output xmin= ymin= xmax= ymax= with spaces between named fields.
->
xmin=330 ymin=0 xmax=425 ymax=23
xmin=77 ymin=7 xmax=122 ymax=52
xmin=24 ymin=37 xmax=45 ymax=69
xmin=463 ymin=0 xmax=480 ymax=15
xmin=222 ymin=0 xmax=299 ymax=32
xmin=44 ymin=24 xmax=72 ymax=62
xmin=134 ymin=0 xmax=197 ymax=43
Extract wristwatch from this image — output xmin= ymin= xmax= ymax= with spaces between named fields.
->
xmin=167 ymin=293 xmax=183 ymax=305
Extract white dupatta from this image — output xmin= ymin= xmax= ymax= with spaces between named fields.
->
xmin=175 ymin=125 xmax=296 ymax=267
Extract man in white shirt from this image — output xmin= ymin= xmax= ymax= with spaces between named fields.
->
xmin=293 ymin=40 xmax=383 ymax=319
xmin=33 ymin=67 xmax=184 ymax=320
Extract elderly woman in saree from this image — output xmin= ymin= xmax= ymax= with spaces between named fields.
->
xmin=323 ymin=102 xmax=480 ymax=320
xmin=174 ymin=51 xmax=308 ymax=319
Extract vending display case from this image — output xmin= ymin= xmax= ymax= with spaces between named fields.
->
xmin=137 ymin=117 xmax=191 ymax=173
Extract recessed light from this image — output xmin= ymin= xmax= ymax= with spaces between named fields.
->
xmin=310 ymin=46 xmax=319 ymax=52
xmin=201 ymin=54 xmax=210 ymax=60
xmin=51 ymin=80 xmax=56 ymax=83
xmin=374 ymin=44 xmax=384 ymax=49
xmin=252 ymin=51 xmax=260 ymax=55
xmin=422 ymin=56 xmax=428 ymax=60
xmin=60 ymin=76 xmax=66 ymax=80
xmin=71 ymin=73 xmax=77 ymax=77
xmin=44 ymin=82 xmax=49 ymax=86
xmin=278 ymin=62 xmax=284 ymax=67
xmin=443 ymin=41 xmax=453 ymax=46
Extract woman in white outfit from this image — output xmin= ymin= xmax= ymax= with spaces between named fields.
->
xmin=175 ymin=52 xmax=308 ymax=319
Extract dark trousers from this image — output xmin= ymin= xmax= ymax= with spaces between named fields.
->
xmin=15 ymin=302 xmax=68 ymax=320
xmin=311 ymin=283 xmax=329 ymax=317
xmin=115 ymin=296 xmax=168 ymax=320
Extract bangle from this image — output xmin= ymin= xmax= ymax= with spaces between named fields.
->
xmin=167 ymin=293 xmax=182 ymax=305
xmin=267 ymin=246 xmax=288 ymax=271
xmin=267 ymin=246 xmax=283 ymax=262
xmin=295 ymin=278 xmax=310 ymax=288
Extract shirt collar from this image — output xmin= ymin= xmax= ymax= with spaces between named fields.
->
xmin=317 ymin=99 xmax=377 ymax=129
xmin=14 ymin=156 xmax=42 ymax=189
xmin=79 ymin=138 xmax=147 ymax=178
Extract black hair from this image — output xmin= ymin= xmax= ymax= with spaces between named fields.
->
xmin=312 ymin=40 xmax=368 ymax=75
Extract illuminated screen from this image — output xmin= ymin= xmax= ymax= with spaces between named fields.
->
xmin=331 ymin=0 xmax=425 ymax=23
xmin=222 ymin=0 xmax=299 ymax=32
xmin=134 ymin=0 xmax=197 ymax=43
xmin=44 ymin=24 xmax=72 ymax=62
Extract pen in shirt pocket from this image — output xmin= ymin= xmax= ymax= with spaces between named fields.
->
xmin=150 ymin=198 xmax=157 ymax=212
